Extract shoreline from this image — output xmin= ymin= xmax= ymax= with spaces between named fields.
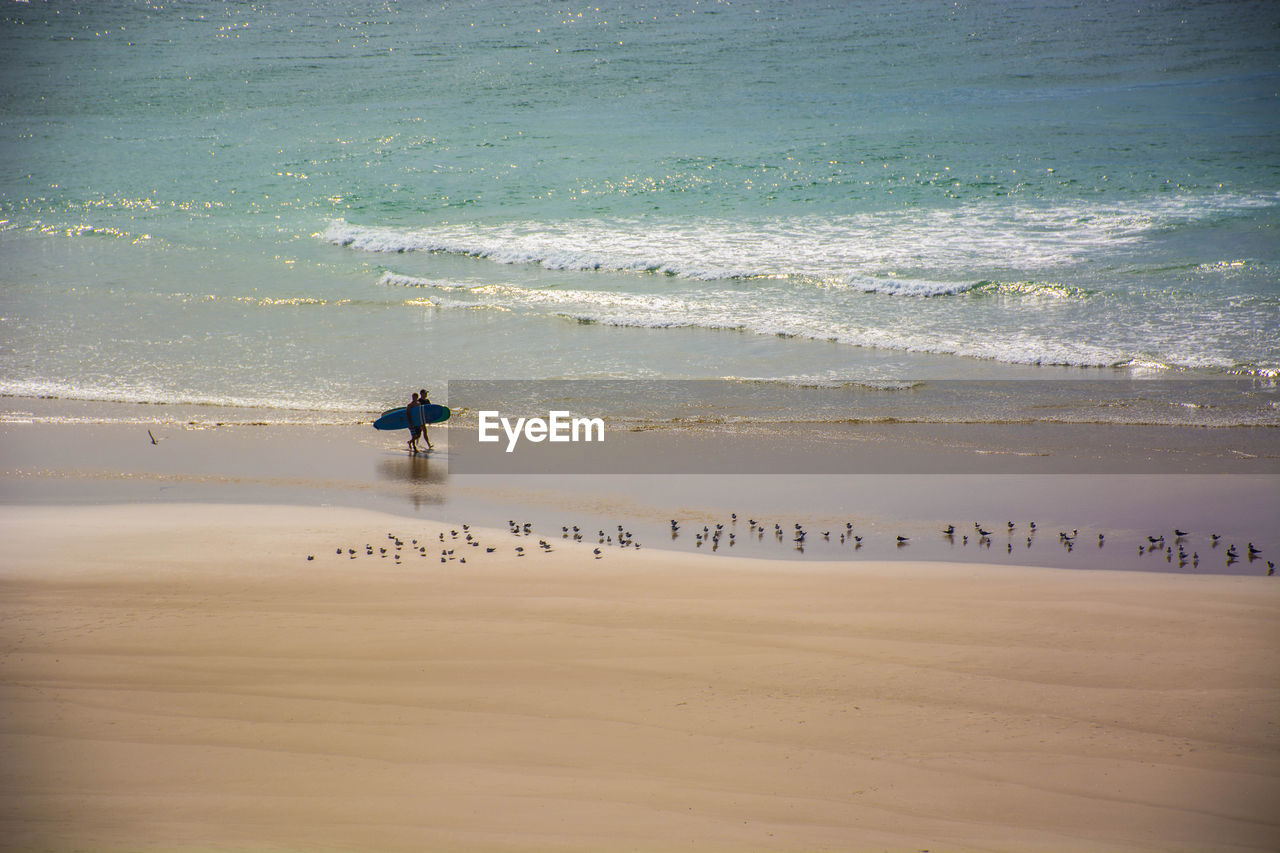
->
xmin=3 ymin=397 xmax=1277 ymax=574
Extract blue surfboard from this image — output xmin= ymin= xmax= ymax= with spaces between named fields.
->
xmin=374 ymin=403 xmax=451 ymax=431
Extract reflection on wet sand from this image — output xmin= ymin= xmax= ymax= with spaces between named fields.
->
xmin=377 ymin=453 xmax=447 ymax=510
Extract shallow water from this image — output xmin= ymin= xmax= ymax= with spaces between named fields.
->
xmin=2 ymin=0 xmax=1277 ymax=419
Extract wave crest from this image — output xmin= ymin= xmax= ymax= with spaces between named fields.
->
xmin=324 ymin=192 xmax=1278 ymax=289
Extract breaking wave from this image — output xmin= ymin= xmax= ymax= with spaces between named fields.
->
xmin=325 ymin=192 xmax=1278 ymax=289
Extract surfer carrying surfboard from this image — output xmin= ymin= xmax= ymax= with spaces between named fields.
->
xmin=372 ymin=392 xmax=450 ymax=449
xmin=406 ymin=391 xmax=422 ymax=453
xmin=416 ymin=388 xmax=434 ymax=451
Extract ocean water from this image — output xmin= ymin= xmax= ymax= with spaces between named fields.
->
xmin=2 ymin=0 xmax=1278 ymax=424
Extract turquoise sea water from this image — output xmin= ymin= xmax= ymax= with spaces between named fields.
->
xmin=2 ymin=0 xmax=1278 ymax=421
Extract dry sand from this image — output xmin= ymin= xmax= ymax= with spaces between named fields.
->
xmin=2 ymin=503 xmax=1278 ymax=852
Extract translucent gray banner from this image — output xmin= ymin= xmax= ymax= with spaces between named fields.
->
xmin=444 ymin=379 xmax=1279 ymax=475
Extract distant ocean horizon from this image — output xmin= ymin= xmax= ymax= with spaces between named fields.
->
xmin=2 ymin=0 xmax=1277 ymax=424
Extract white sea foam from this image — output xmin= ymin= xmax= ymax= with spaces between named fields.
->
xmin=374 ymin=261 xmax=1273 ymax=372
xmin=375 ymin=271 xmax=1132 ymax=367
xmin=0 ymin=379 xmax=374 ymax=423
xmin=325 ymin=192 xmax=1279 ymax=288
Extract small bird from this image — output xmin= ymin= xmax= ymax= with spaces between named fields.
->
xmin=1174 ymin=529 xmax=1188 ymax=538
xmin=942 ymin=525 xmax=955 ymax=536
xmin=593 ymin=548 xmax=602 ymax=559
xmin=896 ymin=535 xmax=910 ymax=543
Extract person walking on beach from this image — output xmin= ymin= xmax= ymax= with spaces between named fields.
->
xmin=406 ymin=391 xmax=422 ymax=453
xmin=417 ymin=388 xmax=434 ymax=451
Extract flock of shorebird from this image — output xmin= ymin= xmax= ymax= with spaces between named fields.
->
xmin=1134 ymin=530 xmax=1272 ymax=572
xmin=314 ymin=519 xmax=644 ymax=565
xmin=309 ymin=515 xmax=1273 ymax=575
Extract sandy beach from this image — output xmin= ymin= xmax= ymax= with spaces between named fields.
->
xmin=2 ymin=422 xmax=1279 ymax=853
